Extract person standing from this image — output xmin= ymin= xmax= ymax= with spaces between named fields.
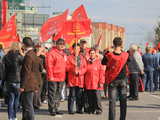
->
xmin=19 ymin=37 xmax=39 ymax=120
xmin=3 ymin=42 xmax=23 ymax=120
xmin=102 ymin=37 xmax=129 ymax=120
xmin=129 ymin=44 xmax=144 ymax=100
xmin=66 ymin=43 xmax=87 ymax=114
xmin=45 ymin=38 xmax=67 ymax=116
xmin=79 ymin=38 xmax=90 ymax=61
xmin=142 ymin=47 xmax=154 ymax=92
xmin=85 ymin=49 xmax=105 ymax=115
xmin=154 ymin=47 xmax=160 ymax=91
xmin=33 ymin=45 xmax=44 ymax=109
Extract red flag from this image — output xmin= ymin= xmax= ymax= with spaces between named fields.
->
xmin=154 ymin=43 xmax=160 ymax=50
xmin=2 ymin=0 xmax=7 ymax=27
xmin=40 ymin=9 xmax=69 ymax=43
xmin=62 ymin=19 xmax=92 ymax=38
xmin=52 ymin=31 xmax=63 ymax=41
xmin=146 ymin=42 xmax=148 ymax=47
xmin=14 ymin=34 xmax=20 ymax=42
xmin=97 ymin=33 xmax=102 ymax=46
xmin=0 ymin=14 xmax=16 ymax=42
xmin=71 ymin=4 xmax=88 ymax=20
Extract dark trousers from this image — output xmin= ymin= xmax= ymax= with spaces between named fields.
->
xmin=37 ymin=85 xmax=43 ymax=106
xmin=88 ymin=90 xmax=102 ymax=113
xmin=21 ymin=91 xmax=34 ymax=120
xmin=41 ymin=74 xmax=47 ymax=102
xmin=130 ymin=73 xmax=139 ymax=99
xmin=68 ymin=86 xmax=83 ymax=112
xmin=48 ymin=81 xmax=64 ymax=113
xmin=108 ymin=78 xmax=127 ymax=120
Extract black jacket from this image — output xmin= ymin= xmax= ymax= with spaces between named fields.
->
xmin=3 ymin=51 xmax=23 ymax=83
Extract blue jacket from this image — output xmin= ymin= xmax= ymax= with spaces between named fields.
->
xmin=142 ymin=52 xmax=154 ymax=70
xmin=154 ymin=52 xmax=160 ymax=70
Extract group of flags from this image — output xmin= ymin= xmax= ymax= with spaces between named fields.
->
xmin=0 ymin=14 xmax=20 ymax=48
xmin=40 ymin=4 xmax=93 ymax=50
xmin=0 ymin=4 xmax=100 ymax=49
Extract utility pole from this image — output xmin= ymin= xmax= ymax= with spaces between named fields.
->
xmin=0 ymin=0 xmax=2 ymax=30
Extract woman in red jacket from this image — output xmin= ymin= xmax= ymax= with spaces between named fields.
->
xmin=85 ymin=49 xmax=105 ymax=115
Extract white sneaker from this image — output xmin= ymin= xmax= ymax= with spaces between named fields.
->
xmin=42 ymin=101 xmax=47 ymax=104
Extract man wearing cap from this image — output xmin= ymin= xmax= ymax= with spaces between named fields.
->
xmin=80 ymin=38 xmax=91 ymax=61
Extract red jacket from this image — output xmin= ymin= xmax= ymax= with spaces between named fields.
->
xmin=66 ymin=54 xmax=87 ymax=88
xmin=45 ymin=46 xmax=68 ymax=82
xmin=85 ymin=58 xmax=105 ymax=90
xmin=80 ymin=47 xmax=91 ymax=61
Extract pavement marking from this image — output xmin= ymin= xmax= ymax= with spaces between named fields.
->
xmin=127 ymin=111 xmax=160 ymax=112
xmin=55 ymin=115 xmax=63 ymax=118
xmin=143 ymin=92 xmax=160 ymax=99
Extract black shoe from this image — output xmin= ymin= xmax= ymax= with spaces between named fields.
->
xmin=96 ymin=112 xmax=102 ymax=115
xmin=56 ymin=111 xmax=63 ymax=115
xmin=34 ymin=105 xmax=39 ymax=109
xmin=69 ymin=111 xmax=75 ymax=115
xmin=129 ymin=98 xmax=138 ymax=101
xmin=50 ymin=112 xmax=56 ymax=116
xmin=127 ymin=95 xmax=131 ymax=98
xmin=76 ymin=111 xmax=83 ymax=114
xmin=88 ymin=111 xmax=94 ymax=114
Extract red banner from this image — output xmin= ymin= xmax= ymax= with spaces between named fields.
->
xmin=71 ymin=4 xmax=88 ymax=20
xmin=2 ymin=0 xmax=7 ymax=27
xmin=62 ymin=19 xmax=92 ymax=38
xmin=40 ymin=9 xmax=69 ymax=43
xmin=146 ymin=42 xmax=148 ymax=47
xmin=97 ymin=33 xmax=102 ymax=46
xmin=154 ymin=43 xmax=160 ymax=50
xmin=52 ymin=31 xmax=63 ymax=41
xmin=14 ymin=34 xmax=20 ymax=42
xmin=0 ymin=14 xmax=16 ymax=43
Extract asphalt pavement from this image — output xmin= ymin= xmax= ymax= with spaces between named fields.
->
xmin=0 ymin=88 xmax=160 ymax=120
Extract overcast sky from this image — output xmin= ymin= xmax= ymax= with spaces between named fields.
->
xmin=27 ymin=0 xmax=160 ymax=51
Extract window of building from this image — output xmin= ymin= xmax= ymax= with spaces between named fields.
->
xmin=10 ymin=13 xmax=12 ymax=16
xmin=15 ymin=19 xmax=17 ymax=23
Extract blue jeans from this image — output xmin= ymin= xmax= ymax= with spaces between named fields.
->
xmin=142 ymin=70 xmax=154 ymax=92
xmin=6 ymin=83 xmax=20 ymax=120
xmin=68 ymin=87 xmax=83 ymax=112
xmin=154 ymin=69 xmax=160 ymax=90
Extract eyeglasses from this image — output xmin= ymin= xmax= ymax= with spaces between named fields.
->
xmin=59 ymin=43 xmax=65 ymax=45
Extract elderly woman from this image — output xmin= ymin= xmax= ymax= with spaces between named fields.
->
xmin=3 ymin=42 xmax=23 ymax=120
xmin=85 ymin=49 xmax=105 ymax=115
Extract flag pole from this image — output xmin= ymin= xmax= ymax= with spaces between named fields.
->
xmin=75 ymin=20 xmax=78 ymax=72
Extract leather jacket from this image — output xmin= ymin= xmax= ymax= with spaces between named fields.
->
xmin=3 ymin=51 xmax=23 ymax=83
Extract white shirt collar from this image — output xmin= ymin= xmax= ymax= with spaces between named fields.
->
xmin=25 ymin=48 xmax=32 ymax=55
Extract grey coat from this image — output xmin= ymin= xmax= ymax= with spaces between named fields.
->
xmin=129 ymin=51 xmax=144 ymax=74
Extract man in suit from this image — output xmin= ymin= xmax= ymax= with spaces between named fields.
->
xmin=19 ymin=37 xmax=39 ymax=120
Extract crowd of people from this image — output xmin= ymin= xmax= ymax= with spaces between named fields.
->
xmin=0 ymin=36 xmax=159 ymax=120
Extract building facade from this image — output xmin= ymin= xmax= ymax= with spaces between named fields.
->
xmin=91 ymin=22 xmax=125 ymax=51
xmin=6 ymin=0 xmax=49 ymax=45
